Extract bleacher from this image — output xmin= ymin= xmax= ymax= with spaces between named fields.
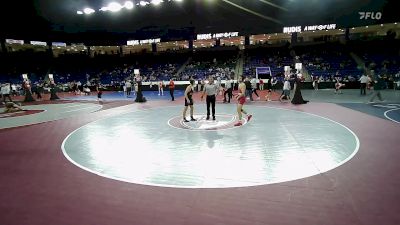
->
xmin=350 ymin=40 xmax=400 ymax=76
xmin=243 ymin=45 xmax=293 ymax=78
xmin=295 ymin=43 xmax=360 ymax=80
xmin=1 ymin=41 xmax=398 ymax=88
xmin=181 ymin=48 xmax=238 ymax=80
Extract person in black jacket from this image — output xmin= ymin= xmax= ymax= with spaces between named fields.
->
xmin=291 ymin=74 xmax=308 ymax=104
xmin=244 ymin=76 xmax=253 ymax=101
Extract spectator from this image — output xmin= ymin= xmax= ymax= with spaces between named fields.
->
xmin=359 ymin=74 xmax=368 ymax=95
xmin=1 ymin=83 xmax=13 ymax=104
xmin=169 ymin=78 xmax=175 ymax=101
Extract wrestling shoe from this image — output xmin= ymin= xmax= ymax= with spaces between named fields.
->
xmin=183 ymin=118 xmax=190 ymax=122
xmin=247 ymin=114 xmax=253 ymax=122
xmin=234 ymin=121 xmax=242 ymax=126
xmin=190 ymin=117 xmax=197 ymax=121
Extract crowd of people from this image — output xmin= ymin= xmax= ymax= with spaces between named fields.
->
xmin=1 ymin=40 xmax=399 ymax=110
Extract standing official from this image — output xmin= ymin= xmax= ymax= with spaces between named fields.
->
xmin=201 ymin=76 xmax=219 ymax=120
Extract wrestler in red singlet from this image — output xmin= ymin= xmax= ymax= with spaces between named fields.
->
xmin=235 ymin=76 xmax=252 ymax=126
xmin=238 ymin=87 xmax=246 ymax=105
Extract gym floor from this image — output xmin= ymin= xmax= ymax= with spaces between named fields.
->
xmin=0 ymin=89 xmax=399 ymax=225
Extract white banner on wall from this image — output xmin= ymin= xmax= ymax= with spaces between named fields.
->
xmin=6 ymin=39 xmax=24 ymax=44
xmin=283 ymin=24 xmax=337 ymax=33
xmin=52 ymin=42 xmax=67 ymax=47
xmin=127 ymin=38 xmax=161 ymax=46
xmin=197 ymin=32 xmax=239 ymax=40
xmin=30 ymin=41 xmax=47 ymax=46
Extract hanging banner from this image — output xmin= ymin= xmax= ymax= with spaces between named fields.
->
xmin=127 ymin=38 xmax=161 ymax=46
xmin=52 ymin=42 xmax=67 ymax=47
xmin=30 ymin=41 xmax=47 ymax=46
xmin=283 ymin=24 xmax=337 ymax=33
xmin=6 ymin=39 xmax=24 ymax=44
xmin=197 ymin=32 xmax=239 ymax=40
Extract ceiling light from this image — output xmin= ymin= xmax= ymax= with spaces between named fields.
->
xmin=77 ymin=11 xmax=83 ymax=14
xmin=151 ymin=0 xmax=163 ymax=5
xmin=108 ymin=2 xmax=123 ymax=12
xmin=125 ymin=1 xmax=134 ymax=9
xmin=140 ymin=1 xmax=149 ymax=6
xmin=83 ymin=8 xmax=95 ymax=14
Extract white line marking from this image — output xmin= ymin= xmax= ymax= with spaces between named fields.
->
xmin=372 ymin=104 xmax=397 ymax=109
xmin=60 ymin=104 xmax=87 ymax=109
xmin=384 ymin=108 xmax=400 ymax=124
xmin=61 ymin=106 xmax=101 ymax=113
xmin=61 ymin=105 xmax=360 ymax=189
xmin=0 ymin=103 xmax=102 ymax=130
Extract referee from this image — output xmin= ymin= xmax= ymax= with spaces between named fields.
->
xmin=201 ymin=76 xmax=219 ymax=120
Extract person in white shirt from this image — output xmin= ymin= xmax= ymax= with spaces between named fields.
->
xmin=312 ymin=76 xmax=319 ymax=90
xmin=271 ymin=77 xmax=278 ymax=92
xmin=76 ymin=81 xmax=82 ymax=94
xmin=1 ymin=83 xmax=13 ymax=103
xmin=125 ymin=80 xmax=132 ymax=96
xmin=395 ymin=72 xmax=400 ymax=90
xmin=158 ymin=81 xmax=164 ymax=96
xmin=280 ymin=78 xmax=291 ymax=102
xmin=223 ymin=77 xmax=233 ymax=103
xmin=83 ymin=86 xmax=91 ymax=95
xmin=201 ymin=76 xmax=219 ymax=120
xmin=122 ymin=81 xmax=127 ymax=96
xmin=11 ymin=84 xmax=17 ymax=96
xmin=335 ymin=77 xmax=345 ymax=94
xmin=216 ymin=76 xmax=223 ymax=96
xmin=359 ymin=74 xmax=368 ymax=95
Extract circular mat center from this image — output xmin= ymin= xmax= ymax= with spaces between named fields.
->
xmin=168 ymin=114 xmax=247 ymax=130
xmin=62 ymin=105 xmax=359 ymax=188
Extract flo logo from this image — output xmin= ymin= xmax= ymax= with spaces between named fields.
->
xmin=359 ymin=12 xmax=382 ymax=20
